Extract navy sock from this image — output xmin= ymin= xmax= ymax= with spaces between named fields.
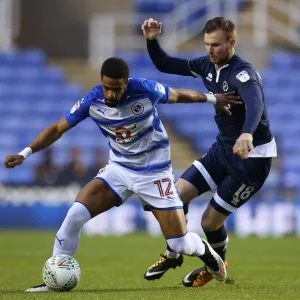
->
xmin=183 ymin=203 xmax=189 ymax=215
xmin=204 ymin=224 xmax=228 ymax=261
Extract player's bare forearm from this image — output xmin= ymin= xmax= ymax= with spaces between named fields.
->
xmin=28 ymin=125 xmax=62 ymax=153
xmin=28 ymin=117 xmax=71 ymax=153
xmin=168 ymin=88 xmax=207 ymax=104
xmin=4 ymin=117 xmax=71 ymax=169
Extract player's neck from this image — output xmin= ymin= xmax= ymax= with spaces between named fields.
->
xmin=215 ymin=50 xmax=235 ymax=71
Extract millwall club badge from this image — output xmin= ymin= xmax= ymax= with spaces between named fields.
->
xmin=223 ymin=81 xmax=228 ymax=91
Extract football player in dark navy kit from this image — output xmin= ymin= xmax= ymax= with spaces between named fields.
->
xmin=142 ymin=17 xmax=277 ymax=287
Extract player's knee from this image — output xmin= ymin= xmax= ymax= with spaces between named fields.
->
xmin=176 ymin=179 xmax=198 ymax=203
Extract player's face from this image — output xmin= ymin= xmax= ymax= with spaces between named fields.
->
xmin=204 ymin=30 xmax=235 ymax=66
xmin=101 ymin=76 xmax=128 ymax=107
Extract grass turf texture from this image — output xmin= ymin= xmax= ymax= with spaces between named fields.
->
xmin=0 ymin=231 xmax=299 ymax=300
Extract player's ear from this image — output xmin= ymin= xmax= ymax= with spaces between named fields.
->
xmin=229 ymin=38 xmax=236 ymax=49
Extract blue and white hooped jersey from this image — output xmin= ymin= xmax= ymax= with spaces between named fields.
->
xmin=64 ymin=78 xmax=171 ymax=173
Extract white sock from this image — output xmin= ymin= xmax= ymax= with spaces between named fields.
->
xmin=165 ymin=215 xmax=188 ymax=258
xmin=53 ymin=201 xmax=91 ymax=256
xmin=166 ymin=232 xmax=205 ymax=257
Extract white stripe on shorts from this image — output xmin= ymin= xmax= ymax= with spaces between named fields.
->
xmin=192 ymin=160 xmax=217 ymax=192
xmin=213 ymin=192 xmax=237 ymax=213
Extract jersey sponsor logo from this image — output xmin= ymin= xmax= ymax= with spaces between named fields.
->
xmin=206 ymin=73 xmax=213 ymax=82
xmin=236 ymin=70 xmax=250 ymax=82
xmin=131 ymin=102 xmax=144 ymax=115
xmin=223 ymin=81 xmax=228 ymax=91
xmin=70 ymin=101 xmax=81 ymax=114
xmin=107 ymin=123 xmax=137 ymax=143
xmin=155 ymin=82 xmax=166 ymax=94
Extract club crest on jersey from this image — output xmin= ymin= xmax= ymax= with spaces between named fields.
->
xmin=206 ymin=73 xmax=213 ymax=82
xmin=223 ymin=81 xmax=228 ymax=91
xmin=131 ymin=102 xmax=144 ymax=115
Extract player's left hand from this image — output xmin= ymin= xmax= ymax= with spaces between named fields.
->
xmin=233 ymin=133 xmax=254 ymax=159
xmin=215 ymin=92 xmax=241 ymax=116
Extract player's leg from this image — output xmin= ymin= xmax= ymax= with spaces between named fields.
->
xmin=151 ymin=208 xmax=227 ymax=283
xmin=53 ymin=179 xmax=121 ymax=256
xmin=144 ymin=146 xmax=227 ymax=281
xmin=202 ymin=155 xmax=272 ymax=261
xmin=182 ymin=175 xmax=264 ymax=287
xmin=158 ymin=176 xmax=209 ymax=272
xmin=26 ymin=164 xmax=133 ymax=292
xmin=164 ymin=171 xmax=210 ymax=259
xmin=136 ymin=166 xmax=226 ymax=282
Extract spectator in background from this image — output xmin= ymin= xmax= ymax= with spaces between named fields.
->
xmin=34 ymin=148 xmax=59 ymax=186
xmin=57 ymin=146 xmax=89 ymax=186
xmin=87 ymin=147 xmax=107 ymax=177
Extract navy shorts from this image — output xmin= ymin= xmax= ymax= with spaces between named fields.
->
xmin=181 ymin=142 xmax=272 ymax=215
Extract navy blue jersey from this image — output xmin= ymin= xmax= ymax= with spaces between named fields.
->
xmin=147 ymin=40 xmax=276 ymax=156
xmin=188 ymin=54 xmax=272 ymax=149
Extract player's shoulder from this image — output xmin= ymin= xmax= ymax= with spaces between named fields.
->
xmin=87 ymin=84 xmax=103 ymax=98
xmin=84 ymin=84 xmax=103 ymax=103
xmin=230 ymin=55 xmax=260 ymax=83
xmin=128 ymin=77 xmax=167 ymax=94
xmin=188 ymin=55 xmax=211 ymax=69
xmin=231 ymin=55 xmax=255 ymax=72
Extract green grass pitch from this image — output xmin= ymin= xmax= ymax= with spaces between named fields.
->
xmin=0 ymin=231 xmax=299 ymax=300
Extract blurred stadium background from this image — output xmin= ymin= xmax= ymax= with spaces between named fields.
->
xmin=0 ymin=0 xmax=300 ymax=238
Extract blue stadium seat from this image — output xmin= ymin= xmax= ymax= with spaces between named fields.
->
xmin=0 ymin=134 xmax=19 ymax=148
xmin=282 ymin=155 xmax=300 ymax=173
xmin=269 ymin=51 xmax=295 ymax=69
xmin=280 ymin=137 xmax=300 ymax=154
xmin=135 ymin=0 xmax=175 ymax=13
xmin=0 ymin=48 xmax=46 ymax=66
xmin=6 ymin=166 xmax=34 ymax=184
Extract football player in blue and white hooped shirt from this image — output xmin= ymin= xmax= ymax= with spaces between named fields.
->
xmin=142 ymin=17 xmax=277 ymax=286
xmin=5 ymin=57 xmax=241 ymax=292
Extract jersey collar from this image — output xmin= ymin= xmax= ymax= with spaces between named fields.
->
xmin=215 ymin=64 xmax=229 ymax=83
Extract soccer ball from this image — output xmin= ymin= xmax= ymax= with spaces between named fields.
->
xmin=42 ymin=255 xmax=81 ymax=292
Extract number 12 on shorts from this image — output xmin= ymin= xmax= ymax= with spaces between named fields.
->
xmin=154 ymin=178 xmax=174 ymax=197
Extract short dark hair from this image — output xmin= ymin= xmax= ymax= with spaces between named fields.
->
xmin=203 ymin=17 xmax=236 ymax=40
xmin=100 ymin=57 xmax=129 ymax=80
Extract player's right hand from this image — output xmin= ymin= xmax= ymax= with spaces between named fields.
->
xmin=142 ymin=18 xmax=162 ymax=40
xmin=4 ymin=154 xmax=25 ymax=168
xmin=215 ymin=92 xmax=241 ymax=116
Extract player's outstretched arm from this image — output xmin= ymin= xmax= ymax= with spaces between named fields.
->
xmin=142 ymin=18 xmax=191 ymax=76
xmin=168 ymin=88 xmax=241 ymax=115
xmin=4 ymin=117 xmax=72 ymax=168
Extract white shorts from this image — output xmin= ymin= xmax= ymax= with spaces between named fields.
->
xmin=95 ymin=163 xmax=183 ymax=211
